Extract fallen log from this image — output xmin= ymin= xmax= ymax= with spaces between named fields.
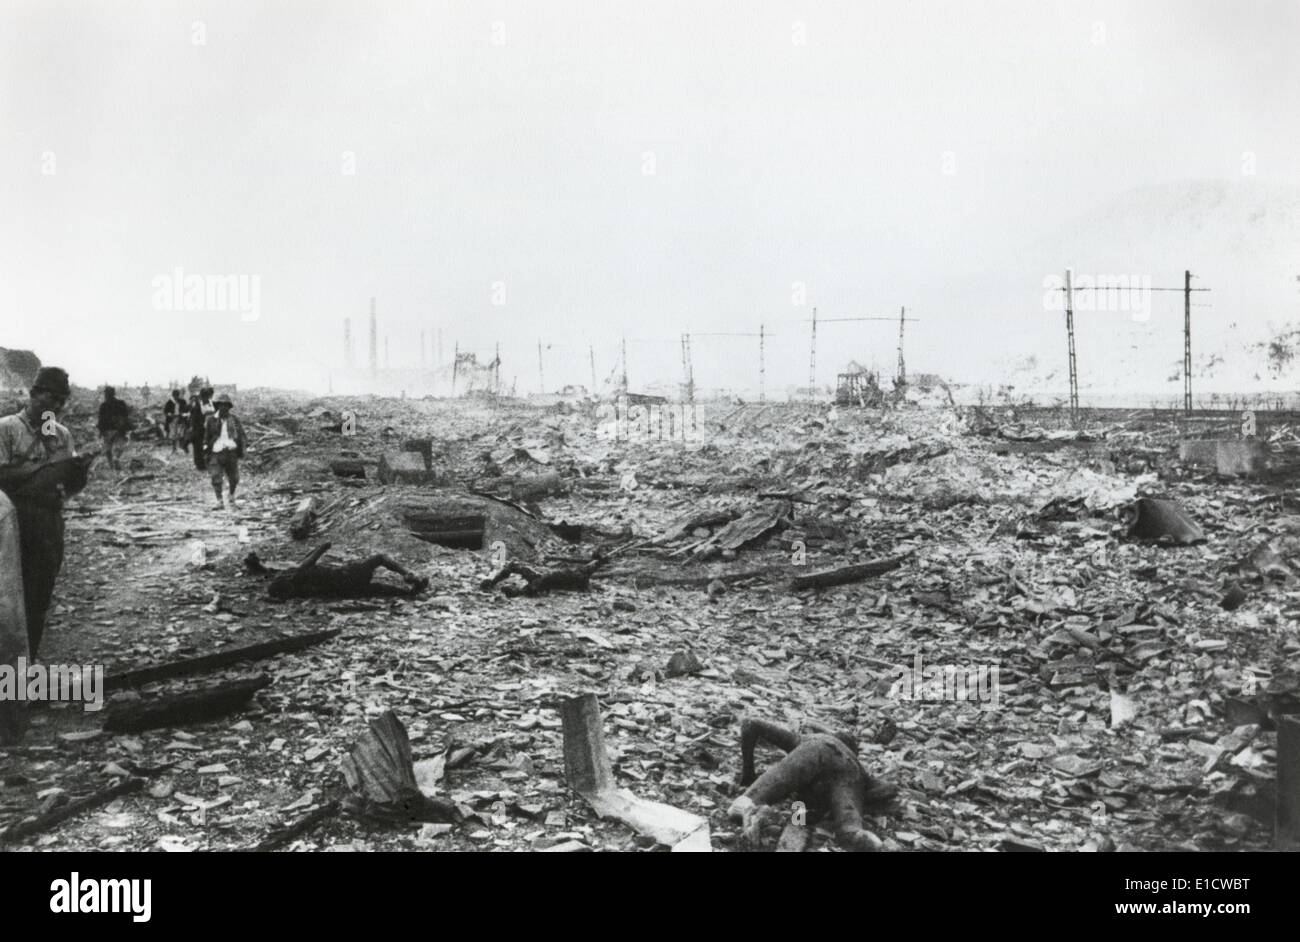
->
xmin=560 ymin=692 xmax=710 ymax=851
xmin=0 ymin=777 xmax=144 ymax=845
xmin=288 ymin=496 xmax=318 ymax=540
xmin=789 ymin=555 xmax=906 ymax=591
xmin=103 ymin=628 xmax=340 ymax=692
xmin=103 ymin=675 xmax=271 ymax=733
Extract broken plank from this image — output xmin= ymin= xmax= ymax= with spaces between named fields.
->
xmin=560 ymin=692 xmax=710 ymax=851
xmin=103 ymin=628 xmax=340 ymax=692
xmin=623 ymin=566 xmax=789 ymax=589
xmin=0 ymin=777 xmax=144 ymax=845
xmin=789 ymin=555 xmax=906 ymax=591
xmin=249 ymin=800 xmax=341 ymax=852
xmin=103 ymin=675 xmax=271 ymax=733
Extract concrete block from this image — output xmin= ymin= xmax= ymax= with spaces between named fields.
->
xmin=1215 ymin=439 xmax=1268 ymax=476
xmin=378 ymin=451 xmax=436 ymax=485
xmin=1177 ymin=440 xmax=1218 ymax=467
xmin=402 ymin=438 xmax=434 ymax=470
xmin=1177 ymin=439 xmax=1268 ymax=476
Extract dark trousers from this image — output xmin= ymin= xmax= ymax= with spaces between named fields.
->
xmin=192 ymin=433 xmax=207 ymax=469
xmin=14 ymin=502 xmax=64 ymax=659
xmin=210 ymin=450 xmax=240 ymax=497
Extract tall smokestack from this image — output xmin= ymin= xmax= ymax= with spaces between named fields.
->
xmin=344 ymin=318 xmax=353 ymax=368
xmin=368 ymin=298 xmax=377 ymax=376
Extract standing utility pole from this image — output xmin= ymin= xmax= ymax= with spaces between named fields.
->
xmin=589 ymin=345 xmax=597 ymax=395
xmin=684 ymin=333 xmax=696 ymax=429
xmin=1184 ymin=270 xmax=1193 ymax=413
xmin=1065 ymin=269 xmax=1079 ymax=419
xmin=679 ymin=334 xmax=689 ymax=397
xmin=368 ymin=298 xmax=377 ymax=377
xmin=1050 ymin=267 xmax=1206 ymax=418
xmin=495 ymin=342 xmax=501 ymax=395
xmin=621 ymin=337 xmax=628 ymax=393
xmin=808 ymin=307 xmax=817 ymax=400
xmin=452 ymin=341 xmax=459 ymax=396
xmin=537 ymin=340 xmax=545 ymax=394
xmin=896 ymin=306 xmax=907 ymax=386
xmin=759 ymin=323 xmax=766 ymax=402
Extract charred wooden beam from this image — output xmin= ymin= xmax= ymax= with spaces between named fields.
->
xmin=103 ymin=675 xmax=271 ymax=733
xmin=103 ymin=629 xmax=340 ymax=692
xmin=788 ymin=555 xmax=906 ymax=591
xmin=248 ymin=800 xmax=342 ymax=852
xmin=0 ymin=777 xmax=144 ymax=845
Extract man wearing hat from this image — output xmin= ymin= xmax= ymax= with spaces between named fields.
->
xmin=203 ymin=394 xmax=245 ymax=510
xmin=163 ymin=388 xmax=187 ymax=452
xmin=0 ymin=367 xmax=95 ymax=661
xmin=96 ymin=385 xmax=130 ymax=470
xmin=189 ymin=386 xmax=215 ymax=470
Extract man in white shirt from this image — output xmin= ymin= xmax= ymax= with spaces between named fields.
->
xmin=203 ymin=395 xmax=246 ymax=510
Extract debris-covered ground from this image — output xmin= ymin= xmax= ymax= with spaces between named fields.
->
xmin=3 ymin=391 xmax=1298 ymax=852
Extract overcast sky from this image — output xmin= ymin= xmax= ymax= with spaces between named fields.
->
xmin=3 ymin=0 xmax=1298 ymax=395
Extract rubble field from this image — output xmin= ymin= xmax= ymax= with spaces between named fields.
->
xmin=3 ymin=390 xmax=1298 ymax=852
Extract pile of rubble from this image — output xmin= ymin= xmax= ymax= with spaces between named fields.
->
xmin=1 ymin=391 xmax=1297 ymax=853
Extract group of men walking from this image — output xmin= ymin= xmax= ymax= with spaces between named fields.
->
xmin=1 ymin=369 xmax=249 ymax=743
xmin=158 ymin=386 xmax=249 ymax=509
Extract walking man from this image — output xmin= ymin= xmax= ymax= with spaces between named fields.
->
xmin=97 ymin=386 xmax=130 ymax=470
xmin=204 ymin=394 xmax=245 ymax=510
xmin=189 ymin=386 xmax=214 ymax=469
xmin=163 ymin=388 xmax=187 ymax=452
